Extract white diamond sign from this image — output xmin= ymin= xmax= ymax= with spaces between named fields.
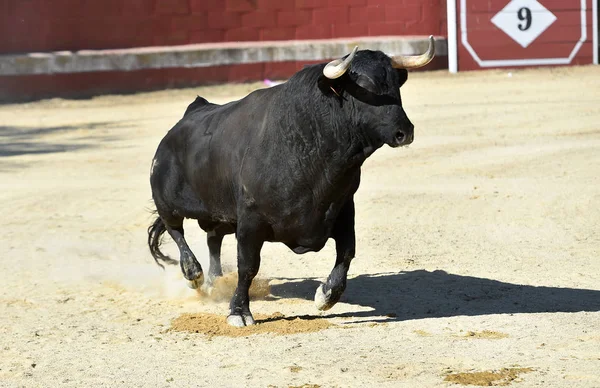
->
xmin=491 ymin=0 xmax=557 ymax=48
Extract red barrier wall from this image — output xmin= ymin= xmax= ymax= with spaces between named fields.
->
xmin=1 ymin=0 xmax=447 ymax=54
xmin=0 ymin=1 xmax=447 ymax=102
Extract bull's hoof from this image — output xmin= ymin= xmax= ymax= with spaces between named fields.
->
xmin=314 ymin=284 xmax=334 ymax=311
xmin=200 ymin=274 xmax=219 ymax=295
xmin=226 ymin=314 xmax=255 ymax=327
xmin=186 ymin=274 xmax=204 ymax=290
xmin=200 ymin=282 xmax=213 ymax=295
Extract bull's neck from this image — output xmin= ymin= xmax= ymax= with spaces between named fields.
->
xmin=272 ymin=83 xmax=377 ymax=202
xmin=281 ymin=88 xmax=377 ymax=169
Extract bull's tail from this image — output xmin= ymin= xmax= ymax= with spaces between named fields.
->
xmin=147 ymin=216 xmax=178 ymax=269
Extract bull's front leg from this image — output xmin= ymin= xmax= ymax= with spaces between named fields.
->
xmin=227 ymin=219 xmax=265 ymax=327
xmin=315 ymin=198 xmax=356 ymax=311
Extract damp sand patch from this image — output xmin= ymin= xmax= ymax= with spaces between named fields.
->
xmin=444 ymin=367 xmax=533 ymax=386
xmin=170 ymin=312 xmax=333 ymax=338
xmin=414 ymin=329 xmax=432 ymax=337
xmin=459 ymin=330 xmax=509 ymax=339
xmin=288 ymin=385 xmax=321 ymax=388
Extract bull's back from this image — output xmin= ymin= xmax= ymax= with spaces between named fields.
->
xmin=152 ymin=89 xmax=278 ymax=223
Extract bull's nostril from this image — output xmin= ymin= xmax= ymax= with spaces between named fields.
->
xmin=395 ymin=131 xmax=405 ymax=141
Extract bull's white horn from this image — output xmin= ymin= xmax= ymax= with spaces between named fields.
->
xmin=391 ymin=35 xmax=436 ymax=69
xmin=323 ymin=46 xmax=359 ymax=79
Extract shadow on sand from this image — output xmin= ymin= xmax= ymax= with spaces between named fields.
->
xmin=0 ymin=122 xmax=122 ymax=158
xmin=268 ymin=270 xmax=600 ymax=323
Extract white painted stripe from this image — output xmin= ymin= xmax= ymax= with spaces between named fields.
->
xmin=447 ymin=0 xmax=458 ymax=73
xmin=594 ymin=0 xmax=599 ymax=64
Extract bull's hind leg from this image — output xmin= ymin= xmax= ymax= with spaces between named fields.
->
xmin=151 ymin=149 xmax=204 ymax=287
xmin=165 ymin=222 xmax=204 ymax=289
xmin=315 ymin=199 xmax=356 ymax=311
xmin=199 ymin=226 xmax=226 ymax=294
xmin=198 ymin=222 xmax=235 ymax=293
xmin=206 ymin=229 xmax=224 ymax=282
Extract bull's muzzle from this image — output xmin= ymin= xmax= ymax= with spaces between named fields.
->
xmin=392 ymin=124 xmax=414 ymax=147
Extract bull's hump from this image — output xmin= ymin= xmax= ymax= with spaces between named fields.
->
xmin=183 ymin=96 xmax=211 ymax=117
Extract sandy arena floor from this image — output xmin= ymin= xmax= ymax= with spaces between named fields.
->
xmin=0 ymin=65 xmax=599 ymax=387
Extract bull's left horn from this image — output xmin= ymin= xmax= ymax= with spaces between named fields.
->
xmin=323 ymin=46 xmax=358 ymax=79
xmin=391 ymin=35 xmax=436 ymax=69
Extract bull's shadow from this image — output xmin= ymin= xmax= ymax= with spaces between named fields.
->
xmin=269 ymin=270 xmax=600 ymax=322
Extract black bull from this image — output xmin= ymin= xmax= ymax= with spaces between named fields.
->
xmin=148 ymin=39 xmax=435 ymax=327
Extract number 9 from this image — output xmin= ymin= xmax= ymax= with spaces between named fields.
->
xmin=518 ymin=7 xmax=532 ymax=31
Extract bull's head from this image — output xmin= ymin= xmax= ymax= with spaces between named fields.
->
xmin=320 ymin=36 xmax=435 ymax=148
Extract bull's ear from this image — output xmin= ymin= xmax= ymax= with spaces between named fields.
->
xmin=396 ymin=69 xmax=408 ymax=88
xmin=354 ymin=74 xmax=378 ymax=94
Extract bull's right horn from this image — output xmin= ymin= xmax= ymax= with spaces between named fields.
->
xmin=391 ymin=35 xmax=436 ymax=69
xmin=323 ymin=46 xmax=359 ymax=79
